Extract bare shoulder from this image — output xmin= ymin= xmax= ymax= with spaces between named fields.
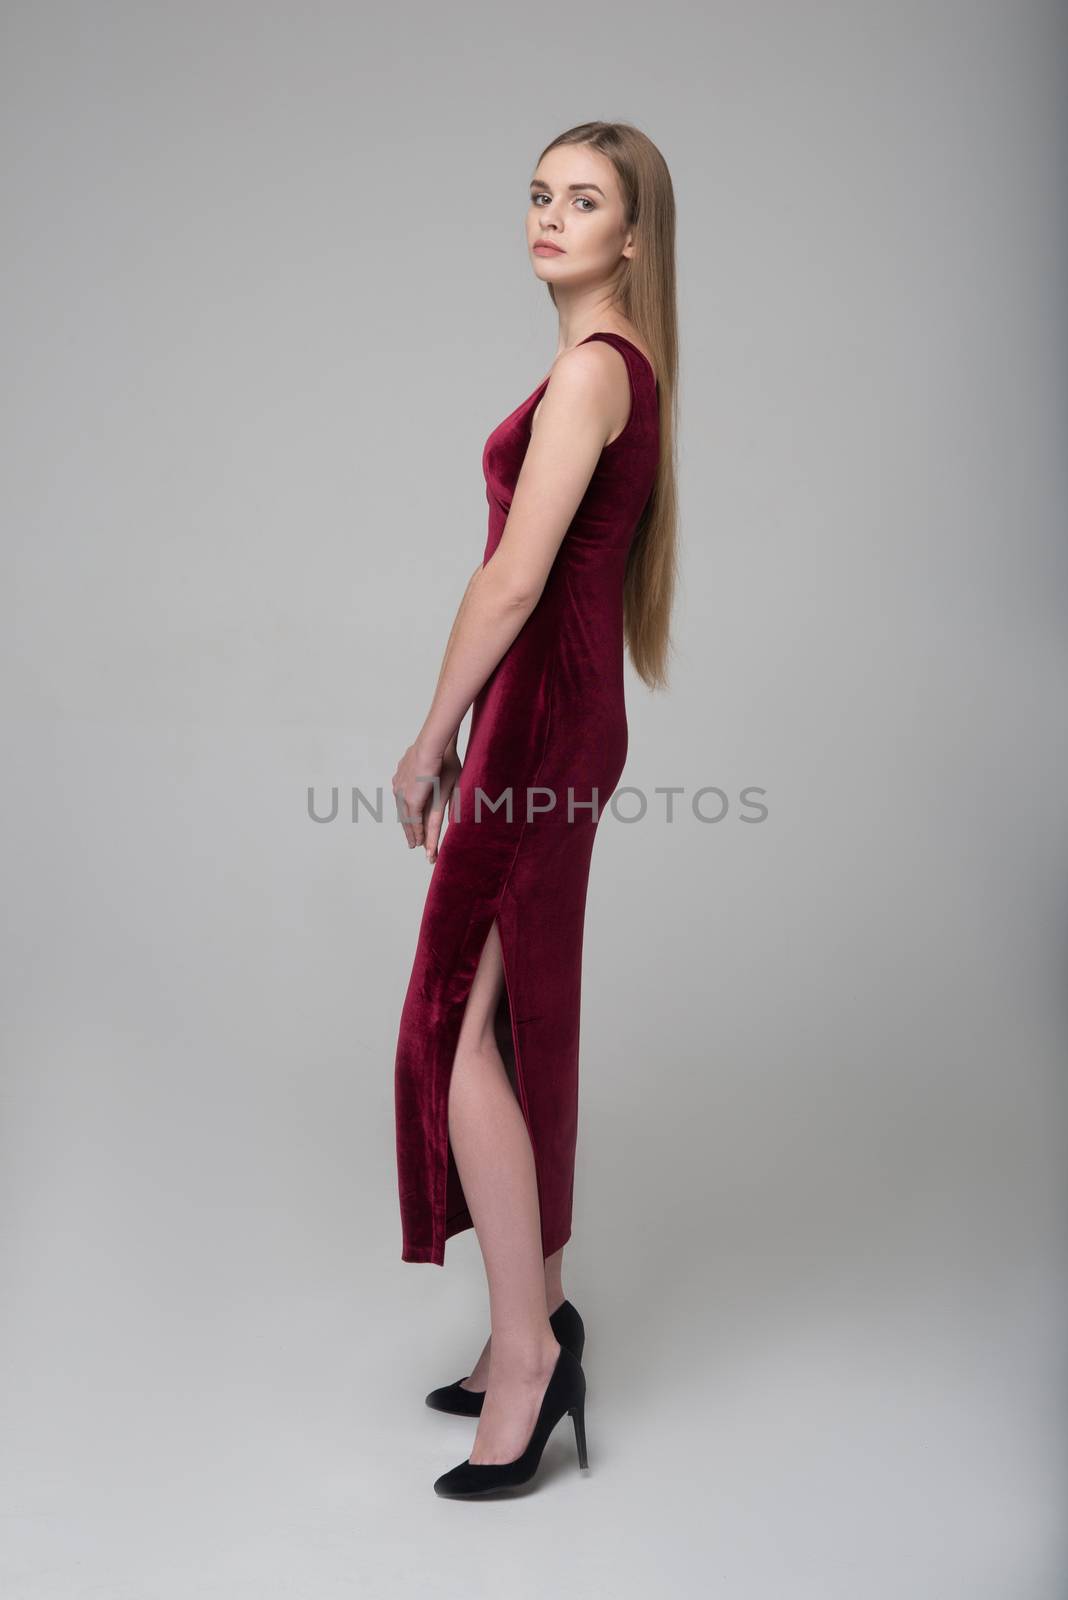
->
xmin=546 ymin=338 xmax=630 ymax=396
xmin=534 ymin=340 xmax=629 ymax=432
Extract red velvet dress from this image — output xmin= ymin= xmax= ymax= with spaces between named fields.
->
xmin=394 ymin=331 xmax=660 ymax=1264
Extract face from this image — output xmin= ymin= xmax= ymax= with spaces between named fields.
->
xmin=526 ymin=145 xmax=634 ymax=287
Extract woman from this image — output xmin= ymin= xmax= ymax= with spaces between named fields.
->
xmin=392 ymin=120 xmax=678 ymax=1498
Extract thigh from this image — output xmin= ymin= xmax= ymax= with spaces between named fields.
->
xmin=455 ymin=916 xmax=508 ymax=1060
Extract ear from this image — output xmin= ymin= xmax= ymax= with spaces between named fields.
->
xmin=621 ymin=231 xmax=636 ymax=259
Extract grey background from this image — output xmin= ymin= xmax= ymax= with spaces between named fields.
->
xmin=2 ymin=1 xmax=1066 ymax=1595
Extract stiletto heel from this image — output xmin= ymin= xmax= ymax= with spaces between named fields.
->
xmin=433 ymin=1345 xmax=587 ymax=1498
xmin=570 ymin=1396 xmax=589 ymax=1469
xmin=425 ymin=1298 xmax=585 ymax=1416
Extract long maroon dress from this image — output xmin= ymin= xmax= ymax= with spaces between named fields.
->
xmin=393 ymin=331 xmax=660 ymax=1264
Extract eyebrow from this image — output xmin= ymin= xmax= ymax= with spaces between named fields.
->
xmin=530 ymin=179 xmax=607 ymax=197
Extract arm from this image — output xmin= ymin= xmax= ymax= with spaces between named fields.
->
xmin=414 ymin=342 xmax=625 ymax=758
xmin=423 ymin=563 xmax=484 ymax=763
xmin=394 ymin=343 xmax=625 ymax=854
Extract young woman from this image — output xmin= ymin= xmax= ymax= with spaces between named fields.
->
xmin=392 ymin=120 xmax=679 ymax=1498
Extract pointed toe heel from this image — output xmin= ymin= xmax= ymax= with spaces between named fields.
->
xmin=424 ymin=1378 xmax=484 ymax=1416
xmin=433 ymin=1345 xmax=587 ymax=1498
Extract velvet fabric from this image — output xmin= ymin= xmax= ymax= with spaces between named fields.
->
xmin=393 ymin=332 xmax=660 ymax=1264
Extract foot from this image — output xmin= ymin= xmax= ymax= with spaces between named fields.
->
xmin=458 ymin=1295 xmax=566 ymax=1395
xmin=467 ymin=1337 xmax=561 ymax=1465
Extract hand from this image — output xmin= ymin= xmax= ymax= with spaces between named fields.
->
xmin=424 ymin=740 xmax=461 ymax=863
xmin=392 ymin=737 xmax=461 ymax=861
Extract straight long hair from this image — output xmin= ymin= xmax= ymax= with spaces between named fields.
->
xmin=538 ymin=121 xmax=679 ymax=691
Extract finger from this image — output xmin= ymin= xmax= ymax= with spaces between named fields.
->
xmin=395 ymin=787 xmax=418 ymax=849
xmin=406 ymin=792 xmax=426 ymax=849
xmin=425 ymin=807 xmax=444 ymax=861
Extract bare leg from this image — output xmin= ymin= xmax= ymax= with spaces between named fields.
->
xmin=446 ymin=919 xmax=561 ymax=1463
xmin=461 ymin=1248 xmax=567 ymax=1392
xmin=544 ymin=1247 xmax=566 ymax=1316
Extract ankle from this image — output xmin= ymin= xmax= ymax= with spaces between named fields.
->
xmin=489 ymin=1332 xmax=560 ymax=1380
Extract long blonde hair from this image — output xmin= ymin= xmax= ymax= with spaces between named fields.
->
xmin=538 ymin=121 xmax=679 ymax=691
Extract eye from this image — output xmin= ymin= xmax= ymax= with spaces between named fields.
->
xmin=530 ymin=192 xmax=597 ymax=212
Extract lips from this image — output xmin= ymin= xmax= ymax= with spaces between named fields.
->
xmin=534 ymin=242 xmax=564 ymax=254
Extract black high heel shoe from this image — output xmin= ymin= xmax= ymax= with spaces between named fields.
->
xmin=433 ymin=1343 xmax=588 ymax=1498
xmin=425 ymin=1299 xmax=585 ymax=1416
